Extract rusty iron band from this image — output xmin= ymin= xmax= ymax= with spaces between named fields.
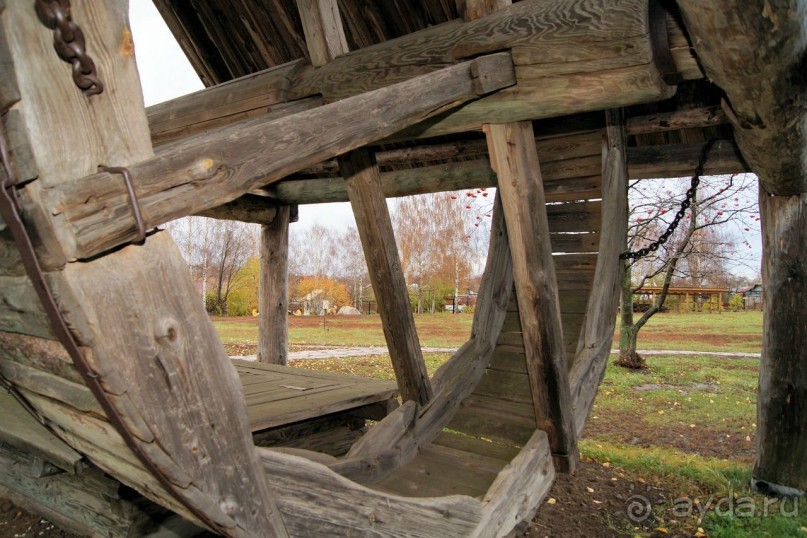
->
xmin=98 ymin=165 xmax=147 ymax=244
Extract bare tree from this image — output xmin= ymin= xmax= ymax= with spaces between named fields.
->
xmin=617 ymin=171 xmax=759 ymax=368
xmin=208 ymin=220 xmax=258 ymax=315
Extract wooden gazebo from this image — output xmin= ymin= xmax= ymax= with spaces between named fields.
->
xmin=0 ymin=0 xmax=804 ymax=535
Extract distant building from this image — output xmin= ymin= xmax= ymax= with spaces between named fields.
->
xmin=741 ymin=284 xmax=763 ymax=310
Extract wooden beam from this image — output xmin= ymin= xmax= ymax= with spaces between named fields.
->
xmin=753 ymin=190 xmax=807 ymax=495
xmin=626 ymin=105 xmax=728 ymax=135
xmin=196 ymin=194 xmax=281 ymax=224
xmin=341 ymin=149 xmax=433 ymax=406
xmin=257 ymin=206 xmax=291 ymax=366
xmin=485 ymin=121 xmax=577 ymax=471
xmin=295 ymin=0 xmax=349 ymax=67
xmin=40 ymin=54 xmax=515 ymax=261
xmin=569 ymin=109 xmax=629 ymax=436
xmin=146 ymin=0 xmax=681 ymax=144
xmin=628 ymin=140 xmax=748 ymax=179
xmin=2 ymin=2 xmax=287 ymax=535
xmin=676 ymin=0 xmax=807 ymax=195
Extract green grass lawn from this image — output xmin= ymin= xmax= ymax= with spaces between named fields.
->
xmin=212 ymin=310 xmax=799 ymax=536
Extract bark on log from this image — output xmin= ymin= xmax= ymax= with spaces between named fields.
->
xmin=676 ymin=0 xmax=807 ymax=195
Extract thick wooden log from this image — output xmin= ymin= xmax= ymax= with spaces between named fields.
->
xmin=628 ymin=140 xmax=748 ymax=179
xmin=0 ymin=5 xmax=19 ymax=113
xmin=626 ymin=105 xmax=728 ymax=135
xmin=753 ymin=191 xmax=807 ymax=495
xmin=485 ymin=121 xmax=577 ymax=472
xmin=257 ymin=205 xmax=291 ymax=365
xmin=196 ymin=193 xmax=281 ymax=224
xmin=146 ymin=0 xmax=682 ymax=144
xmin=341 ymin=149 xmax=433 ymax=406
xmin=42 ymin=54 xmax=515 ymax=261
xmin=3 ymin=1 xmax=287 ymax=534
xmin=569 ymin=109 xmax=629 ymax=436
xmin=676 ymin=0 xmax=807 ymax=195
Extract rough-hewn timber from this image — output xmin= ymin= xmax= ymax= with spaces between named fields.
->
xmin=676 ymin=0 xmax=807 ymax=195
xmin=257 ymin=205 xmax=291 ymax=365
xmin=341 ymin=149 xmax=433 ymax=406
xmin=569 ymin=109 xmax=629 ymax=435
xmin=40 ymin=55 xmax=515 ymax=261
xmin=753 ymin=191 xmax=807 ymax=495
xmin=485 ymin=121 xmax=577 ymax=472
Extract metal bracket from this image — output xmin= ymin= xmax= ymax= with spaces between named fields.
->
xmin=98 ymin=165 xmax=146 ymax=244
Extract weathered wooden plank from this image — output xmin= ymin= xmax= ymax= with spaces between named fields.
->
xmin=449 ymin=400 xmax=536 ymax=446
xmin=342 ymin=149 xmax=433 ymax=405
xmin=0 ymin=110 xmax=37 ymax=187
xmin=546 ymin=200 xmax=602 ymax=233
xmin=549 ymin=232 xmax=600 ymax=254
xmin=0 ymin=359 xmax=102 ymax=416
xmin=753 ymin=191 xmax=807 ymax=494
xmin=258 ymin=204 xmax=291 ymax=365
xmin=0 ymin=441 xmax=182 ymax=538
xmin=570 ymin=109 xmax=629 ymax=435
xmin=44 ymin=55 xmax=516 ymax=260
xmin=0 ymin=331 xmax=83 ymax=384
xmin=0 ymin=392 xmax=83 ymax=474
xmin=0 ymin=4 xmax=20 ymax=113
xmin=677 ymin=0 xmax=807 ymax=195
xmin=627 ymin=105 xmax=728 ymax=135
xmin=471 ymin=430 xmax=554 ymax=538
xmin=627 ymin=140 xmax=749 ymax=180
xmin=258 ymin=448 xmax=483 ymax=536
xmin=486 ymin=121 xmax=577 ymax=471
xmin=432 ymin=430 xmax=520 ymax=462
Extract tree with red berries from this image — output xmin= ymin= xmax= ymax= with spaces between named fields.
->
xmin=617 ymin=171 xmax=760 ymax=368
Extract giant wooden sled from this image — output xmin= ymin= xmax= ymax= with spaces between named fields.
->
xmin=0 ymin=0 xmax=805 ymax=535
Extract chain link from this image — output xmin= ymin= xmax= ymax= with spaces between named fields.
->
xmin=620 ymin=138 xmax=717 ymax=261
xmin=35 ymin=0 xmax=104 ymax=96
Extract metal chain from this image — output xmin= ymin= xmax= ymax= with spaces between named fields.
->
xmin=35 ymin=0 xmax=104 ymax=96
xmin=620 ymin=138 xmax=717 ymax=260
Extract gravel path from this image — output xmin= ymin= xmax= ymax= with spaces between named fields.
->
xmin=231 ymin=347 xmax=760 ymax=361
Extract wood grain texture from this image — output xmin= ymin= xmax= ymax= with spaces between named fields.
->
xmin=258 ymin=206 xmax=291 ymax=365
xmin=569 ymin=109 xmax=629 ymax=436
xmin=342 ymin=149 xmax=433 ymax=405
xmin=45 ymin=55 xmax=515 ymax=260
xmin=486 ymin=121 xmax=577 ymax=471
xmin=0 ymin=275 xmax=54 ymax=339
xmin=627 ymin=140 xmax=748 ymax=179
xmin=626 ymin=105 xmax=728 ymax=135
xmin=196 ymin=194 xmax=281 ymax=225
xmin=258 ymin=448 xmax=484 ymax=537
xmin=3 ymin=1 xmax=288 ymax=531
xmin=677 ymin=0 xmax=807 ymax=195
xmin=295 ymin=0 xmax=349 ymax=67
xmin=0 ymin=5 xmax=20 ymax=113
xmin=754 ymin=190 xmax=807 ymax=493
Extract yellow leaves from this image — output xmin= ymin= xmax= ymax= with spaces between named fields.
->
xmin=655 ymin=527 xmax=669 ymax=534
xmin=694 ymin=527 xmax=707 ymax=537
xmin=546 ymin=498 xmax=557 ymax=505
xmin=586 ymin=486 xmax=595 ymax=493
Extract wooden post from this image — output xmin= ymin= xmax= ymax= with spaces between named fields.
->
xmin=341 ymin=150 xmax=433 ymax=406
xmin=569 ymin=108 xmax=628 ymax=436
xmin=297 ymin=0 xmax=433 ymax=405
xmin=257 ymin=206 xmax=291 ymax=365
xmin=485 ymin=122 xmax=577 ymax=471
xmin=753 ymin=191 xmax=807 ymax=495
xmin=1 ymin=2 xmax=287 ymax=535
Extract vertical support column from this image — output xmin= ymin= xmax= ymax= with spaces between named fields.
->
xmin=296 ymin=0 xmax=433 ymax=405
xmin=258 ymin=205 xmax=291 ymax=365
xmin=485 ymin=122 xmax=577 ymax=472
xmin=753 ymin=190 xmax=807 ymax=495
xmin=340 ymin=150 xmax=433 ymax=405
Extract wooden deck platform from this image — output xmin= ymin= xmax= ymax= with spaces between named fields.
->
xmin=233 ymin=359 xmax=398 ymax=432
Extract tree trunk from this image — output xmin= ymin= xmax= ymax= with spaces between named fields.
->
xmin=616 ymin=258 xmax=645 ymax=369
